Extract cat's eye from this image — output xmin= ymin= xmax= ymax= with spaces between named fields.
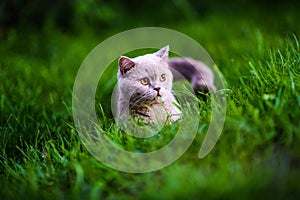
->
xmin=160 ymin=74 xmax=166 ymax=82
xmin=140 ymin=77 xmax=150 ymax=85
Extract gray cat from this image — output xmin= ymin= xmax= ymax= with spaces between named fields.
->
xmin=116 ymin=46 xmax=215 ymax=125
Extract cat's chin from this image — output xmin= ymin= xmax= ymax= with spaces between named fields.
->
xmin=142 ymin=97 xmax=161 ymax=107
xmin=151 ymin=96 xmax=162 ymax=103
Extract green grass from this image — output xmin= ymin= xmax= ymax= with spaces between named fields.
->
xmin=1 ymin=6 xmax=300 ymax=200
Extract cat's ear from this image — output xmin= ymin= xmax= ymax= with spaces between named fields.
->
xmin=119 ymin=56 xmax=135 ymax=75
xmin=155 ymin=45 xmax=169 ymax=62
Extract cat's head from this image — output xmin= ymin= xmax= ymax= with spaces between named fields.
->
xmin=117 ymin=46 xmax=173 ymax=105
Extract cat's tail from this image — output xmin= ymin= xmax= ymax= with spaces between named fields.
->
xmin=168 ymin=57 xmax=216 ymax=93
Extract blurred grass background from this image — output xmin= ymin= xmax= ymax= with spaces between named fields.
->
xmin=0 ymin=0 xmax=300 ymax=199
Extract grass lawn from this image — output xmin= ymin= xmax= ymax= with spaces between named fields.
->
xmin=1 ymin=3 xmax=300 ymax=200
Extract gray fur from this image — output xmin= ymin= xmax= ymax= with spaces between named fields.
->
xmin=116 ymin=46 xmax=216 ymax=124
xmin=168 ymin=58 xmax=216 ymax=93
xmin=117 ymin=46 xmax=181 ymax=124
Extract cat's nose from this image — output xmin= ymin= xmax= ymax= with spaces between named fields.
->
xmin=154 ymin=87 xmax=161 ymax=93
xmin=154 ymin=87 xmax=161 ymax=96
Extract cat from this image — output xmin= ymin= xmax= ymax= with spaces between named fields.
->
xmin=116 ymin=46 xmax=215 ymax=125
